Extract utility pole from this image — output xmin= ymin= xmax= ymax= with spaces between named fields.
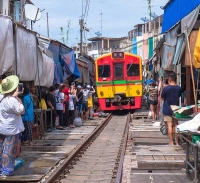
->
xmin=79 ymin=19 xmax=83 ymax=55
xmin=46 ymin=12 xmax=49 ymax=37
xmin=100 ymin=11 xmax=103 ymax=37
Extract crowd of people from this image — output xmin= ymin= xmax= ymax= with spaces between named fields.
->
xmin=45 ymin=80 xmax=96 ymax=131
xmin=0 ymin=75 xmax=96 ymax=177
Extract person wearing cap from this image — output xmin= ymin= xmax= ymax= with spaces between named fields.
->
xmin=0 ymin=75 xmax=25 ymax=177
xmin=161 ymin=72 xmax=182 ymax=146
xmin=76 ymin=85 xmax=83 ymax=119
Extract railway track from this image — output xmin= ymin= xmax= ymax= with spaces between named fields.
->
xmin=40 ymin=113 xmax=130 ymax=183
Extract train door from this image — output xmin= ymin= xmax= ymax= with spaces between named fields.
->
xmin=113 ymin=63 xmax=124 ymax=80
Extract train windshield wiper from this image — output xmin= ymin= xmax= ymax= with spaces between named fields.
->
xmin=100 ymin=65 xmax=105 ymax=77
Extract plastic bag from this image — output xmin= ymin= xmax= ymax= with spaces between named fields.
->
xmin=39 ymin=98 xmax=47 ymax=110
xmin=148 ymin=111 xmax=152 ymax=119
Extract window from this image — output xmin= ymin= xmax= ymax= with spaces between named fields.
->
xmin=98 ymin=65 xmax=110 ymax=78
xmin=114 ymin=64 xmax=123 ymax=78
xmin=127 ymin=64 xmax=139 ymax=76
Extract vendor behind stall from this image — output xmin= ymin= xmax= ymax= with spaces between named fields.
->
xmin=161 ymin=72 xmax=182 ymax=146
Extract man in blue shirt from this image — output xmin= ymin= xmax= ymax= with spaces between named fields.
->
xmin=161 ymin=72 xmax=181 ymax=145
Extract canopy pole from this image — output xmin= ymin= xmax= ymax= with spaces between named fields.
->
xmin=185 ymin=26 xmax=197 ymax=112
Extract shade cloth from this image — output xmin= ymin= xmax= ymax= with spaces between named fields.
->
xmin=0 ymin=16 xmax=15 ymax=75
xmin=16 ymin=26 xmax=37 ymax=81
xmin=54 ymin=62 xmax=63 ymax=84
xmin=34 ymin=46 xmax=54 ymax=87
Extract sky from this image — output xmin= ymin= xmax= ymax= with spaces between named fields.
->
xmin=31 ymin=0 xmax=169 ymax=47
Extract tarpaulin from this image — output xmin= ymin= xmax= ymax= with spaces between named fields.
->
xmin=35 ymin=46 xmax=54 ymax=87
xmin=132 ymin=38 xmax=137 ymax=54
xmin=173 ymin=34 xmax=186 ymax=65
xmin=162 ymin=0 xmax=200 ymax=33
xmin=181 ymin=5 xmax=200 ymax=35
xmin=194 ymin=29 xmax=200 ymax=68
xmin=61 ymin=50 xmax=80 ymax=80
xmin=54 ymin=62 xmax=63 ymax=84
xmin=16 ymin=26 xmax=37 ymax=81
xmin=162 ymin=24 xmax=179 ymax=71
xmin=0 ymin=16 xmax=15 ymax=75
xmin=148 ymin=37 xmax=154 ymax=71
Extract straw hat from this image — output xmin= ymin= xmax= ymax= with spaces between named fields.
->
xmin=1 ymin=75 xmax=19 ymax=94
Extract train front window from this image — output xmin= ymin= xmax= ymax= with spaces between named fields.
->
xmin=114 ymin=64 xmax=123 ymax=78
xmin=127 ymin=64 xmax=139 ymax=76
xmin=98 ymin=65 xmax=110 ymax=78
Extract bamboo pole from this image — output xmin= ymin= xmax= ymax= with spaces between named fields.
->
xmin=185 ymin=26 xmax=197 ymax=112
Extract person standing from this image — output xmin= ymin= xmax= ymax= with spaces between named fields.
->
xmin=82 ymin=85 xmax=90 ymax=120
xmin=46 ymin=86 xmax=56 ymax=130
xmin=88 ymin=86 xmax=95 ymax=119
xmin=0 ymin=75 xmax=24 ymax=177
xmin=22 ymin=86 xmax=34 ymax=146
xmin=54 ymin=84 xmax=65 ymax=129
xmin=62 ymin=80 xmax=70 ymax=127
xmin=149 ymin=82 xmax=158 ymax=122
xmin=161 ymin=72 xmax=181 ymax=146
xmin=68 ymin=92 xmax=76 ymax=128
xmin=76 ymin=85 xmax=83 ymax=119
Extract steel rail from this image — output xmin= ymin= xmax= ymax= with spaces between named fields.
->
xmin=43 ymin=114 xmax=113 ymax=183
xmin=115 ymin=112 xmax=131 ymax=183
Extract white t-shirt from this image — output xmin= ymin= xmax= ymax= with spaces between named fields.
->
xmin=69 ymin=94 xmax=75 ymax=110
xmin=0 ymin=96 xmax=24 ymax=135
xmin=54 ymin=90 xmax=65 ymax=110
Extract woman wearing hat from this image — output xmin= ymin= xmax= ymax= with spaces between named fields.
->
xmin=0 ymin=75 xmax=25 ymax=177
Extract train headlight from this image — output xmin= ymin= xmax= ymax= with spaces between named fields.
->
xmin=100 ymin=91 xmax=104 ymax=96
xmin=136 ymin=90 xmax=140 ymax=95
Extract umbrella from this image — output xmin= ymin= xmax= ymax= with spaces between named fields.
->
xmin=145 ymin=79 xmax=156 ymax=85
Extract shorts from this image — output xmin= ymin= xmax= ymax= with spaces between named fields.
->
xmin=77 ymin=103 xmax=83 ymax=113
xmin=164 ymin=115 xmax=173 ymax=122
xmin=82 ymin=102 xmax=88 ymax=112
xmin=149 ymin=100 xmax=158 ymax=105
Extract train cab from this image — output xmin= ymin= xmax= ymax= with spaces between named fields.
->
xmin=95 ymin=52 xmax=142 ymax=111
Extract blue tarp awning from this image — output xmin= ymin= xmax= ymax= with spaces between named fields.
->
xmin=61 ymin=51 xmax=80 ymax=80
xmin=48 ymin=42 xmax=80 ymax=81
xmin=162 ymin=0 xmax=200 ymax=33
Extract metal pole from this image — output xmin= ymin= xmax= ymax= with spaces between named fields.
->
xmin=80 ymin=19 xmax=83 ymax=55
xmin=20 ymin=0 xmax=25 ymax=24
xmin=46 ymin=12 xmax=49 ymax=37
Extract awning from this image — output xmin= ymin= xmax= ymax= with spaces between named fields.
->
xmin=60 ymin=50 xmax=81 ymax=80
xmin=0 ymin=16 xmax=15 ymax=75
xmin=35 ymin=46 xmax=54 ymax=87
xmin=162 ymin=24 xmax=180 ymax=71
xmin=15 ymin=25 xmax=37 ymax=81
xmin=162 ymin=0 xmax=200 ymax=33
xmin=154 ymin=36 xmax=165 ymax=51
